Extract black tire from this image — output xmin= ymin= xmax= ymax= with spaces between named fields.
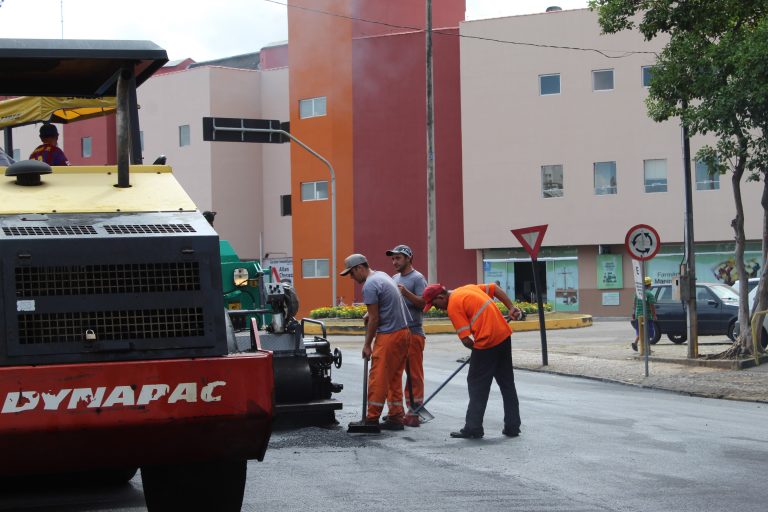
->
xmin=649 ymin=322 xmax=662 ymax=344
xmin=142 ymin=459 xmax=246 ymax=512
xmin=667 ymin=333 xmax=687 ymax=344
xmin=727 ymin=320 xmax=737 ymax=342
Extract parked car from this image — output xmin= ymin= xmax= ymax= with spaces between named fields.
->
xmin=733 ymin=277 xmax=759 ymax=295
xmin=733 ymin=286 xmax=768 ymax=349
xmin=648 ymin=283 xmax=740 ymax=344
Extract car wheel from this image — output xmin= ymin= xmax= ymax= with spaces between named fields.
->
xmin=667 ymin=333 xmax=687 ymax=344
xmin=727 ymin=320 xmax=738 ymax=342
xmin=649 ymin=322 xmax=662 ymax=344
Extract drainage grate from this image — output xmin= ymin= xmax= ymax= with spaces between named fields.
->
xmin=17 ymin=308 xmax=205 ymax=344
xmin=15 ymin=262 xmax=201 ymax=297
xmin=3 ymin=225 xmax=97 ymax=237
xmin=103 ymin=224 xmax=196 ymax=235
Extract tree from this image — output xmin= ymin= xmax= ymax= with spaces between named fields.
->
xmin=589 ymin=0 xmax=768 ymax=358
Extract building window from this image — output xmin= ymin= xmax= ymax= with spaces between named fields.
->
xmin=695 ymin=160 xmax=720 ymax=190
xmin=594 ymin=161 xmax=617 ymax=195
xmin=593 ymin=69 xmax=614 ymax=91
xmin=642 ymin=66 xmax=654 ymax=87
xmin=12 ymin=149 xmax=20 ymax=161
xmin=643 ymin=159 xmax=667 ymax=193
xmin=299 ymin=97 xmax=327 ymax=119
xmin=81 ymin=136 xmax=92 ymax=158
xmin=539 ymin=74 xmax=560 ymax=95
xmin=280 ymin=194 xmax=292 ymax=216
xmin=301 ymin=181 xmax=329 ymax=201
xmin=179 ymin=125 xmax=190 ymax=147
xmin=302 ymin=258 xmax=329 ymax=278
xmin=541 ymin=164 xmax=563 ymax=197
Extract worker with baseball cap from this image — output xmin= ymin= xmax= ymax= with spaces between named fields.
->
xmin=386 ymin=244 xmax=427 ymax=427
xmin=29 ymin=124 xmax=69 ymax=166
xmin=422 ymin=282 xmax=523 ymax=439
xmin=341 ymin=253 xmax=412 ymax=431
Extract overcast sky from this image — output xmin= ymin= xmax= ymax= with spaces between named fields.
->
xmin=0 ymin=0 xmax=589 ymax=62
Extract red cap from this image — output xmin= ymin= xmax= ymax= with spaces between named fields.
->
xmin=422 ymin=284 xmax=447 ymax=312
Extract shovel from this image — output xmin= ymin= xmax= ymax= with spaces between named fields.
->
xmin=411 ymin=356 xmax=471 ymax=417
xmin=347 ymin=356 xmax=381 ymax=434
xmin=405 ymin=360 xmax=434 ymax=424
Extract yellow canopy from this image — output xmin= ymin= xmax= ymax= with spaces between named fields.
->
xmin=0 ymin=96 xmax=116 ymax=129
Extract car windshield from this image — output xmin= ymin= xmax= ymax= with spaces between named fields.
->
xmin=711 ymin=284 xmax=739 ymax=301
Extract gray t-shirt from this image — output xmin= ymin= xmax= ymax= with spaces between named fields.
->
xmin=362 ymin=270 xmax=410 ymax=334
xmin=393 ymin=269 xmax=427 ymax=336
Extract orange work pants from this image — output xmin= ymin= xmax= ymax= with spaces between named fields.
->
xmin=403 ymin=333 xmax=425 ymax=411
xmin=367 ymin=328 xmax=410 ymax=422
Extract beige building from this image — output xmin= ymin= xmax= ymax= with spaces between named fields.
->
xmin=460 ymin=8 xmax=763 ymax=316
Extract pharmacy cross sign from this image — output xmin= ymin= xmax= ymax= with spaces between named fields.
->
xmin=624 ymin=224 xmax=660 ymax=261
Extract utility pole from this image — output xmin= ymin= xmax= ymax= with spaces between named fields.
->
xmin=426 ymin=0 xmax=437 ymax=282
xmin=681 ymin=101 xmax=698 ymax=358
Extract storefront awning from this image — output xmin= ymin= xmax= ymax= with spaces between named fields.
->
xmin=0 ymin=95 xmax=116 ymax=130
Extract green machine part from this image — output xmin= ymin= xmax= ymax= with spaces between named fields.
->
xmin=219 ymin=240 xmax=271 ymax=330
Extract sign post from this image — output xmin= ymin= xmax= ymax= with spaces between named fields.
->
xmin=511 ymin=225 xmax=549 ymax=366
xmin=625 ymin=224 xmax=661 ymax=377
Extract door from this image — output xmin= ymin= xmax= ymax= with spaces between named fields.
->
xmin=652 ymin=285 xmax=685 ymax=334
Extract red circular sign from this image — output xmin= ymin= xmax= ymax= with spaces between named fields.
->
xmin=624 ymin=224 xmax=660 ymax=261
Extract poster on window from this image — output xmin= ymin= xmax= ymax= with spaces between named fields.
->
xmin=646 ymin=250 xmax=761 ymax=286
xmin=597 ymin=254 xmax=623 ymax=289
xmin=483 ymin=261 xmax=512 ymax=296
xmin=263 ymin=257 xmax=294 ymax=285
xmin=552 ymin=259 xmax=579 ymax=311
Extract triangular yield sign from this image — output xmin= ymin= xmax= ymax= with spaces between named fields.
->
xmin=511 ymin=225 xmax=548 ymax=260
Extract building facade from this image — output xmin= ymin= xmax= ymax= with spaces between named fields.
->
xmin=460 ymin=8 xmax=763 ymax=316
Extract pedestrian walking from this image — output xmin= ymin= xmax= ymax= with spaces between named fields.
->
xmin=386 ymin=244 xmax=427 ymax=427
xmin=631 ymin=276 xmax=657 ymax=351
xmin=342 ymin=253 xmax=411 ymax=431
xmin=422 ymin=282 xmax=523 ymax=439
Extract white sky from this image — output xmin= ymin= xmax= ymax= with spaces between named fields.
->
xmin=0 ymin=0 xmax=589 ymax=62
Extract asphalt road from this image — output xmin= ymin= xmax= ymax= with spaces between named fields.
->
xmin=2 ymin=330 xmax=766 ymax=512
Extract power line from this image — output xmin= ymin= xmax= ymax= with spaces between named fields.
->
xmin=261 ymin=0 xmax=657 ymax=59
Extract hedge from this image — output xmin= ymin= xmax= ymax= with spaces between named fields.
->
xmin=309 ymin=301 xmax=551 ymax=319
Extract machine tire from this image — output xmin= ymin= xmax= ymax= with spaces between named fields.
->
xmin=667 ymin=333 xmax=687 ymax=344
xmin=727 ymin=320 xmax=738 ymax=342
xmin=283 ymin=284 xmax=300 ymax=319
xmin=141 ymin=459 xmax=246 ymax=512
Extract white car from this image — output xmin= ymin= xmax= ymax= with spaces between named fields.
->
xmin=733 ymin=286 xmax=768 ymax=349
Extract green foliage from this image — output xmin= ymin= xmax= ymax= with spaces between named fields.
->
xmin=310 ymin=301 xmax=552 ymax=319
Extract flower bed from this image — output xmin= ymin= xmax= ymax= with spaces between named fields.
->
xmin=309 ymin=301 xmax=551 ymax=319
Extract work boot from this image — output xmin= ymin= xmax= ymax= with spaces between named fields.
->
xmin=380 ymin=419 xmax=405 ymax=431
xmin=631 ymin=342 xmax=638 ymax=352
xmin=449 ymin=428 xmax=483 ymax=439
xmin=403 ymin=415 xmax=420 ymax=428
xmin=502 ymin=427 xmax=520 ymax=438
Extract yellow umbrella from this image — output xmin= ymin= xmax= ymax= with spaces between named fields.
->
xmin=0 ymin=96 xmax=116 ymax=130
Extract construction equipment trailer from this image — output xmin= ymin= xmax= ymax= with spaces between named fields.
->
xmin=0 ymin=39 xmax=274 ymax=511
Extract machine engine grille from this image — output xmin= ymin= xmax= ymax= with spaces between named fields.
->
xmin=15 ymin=262 xmax=201 ymax=297
xmin=103 ymin=224 xmax=196 ymax=234
xmin=3 ymin=225 xmax=97 ymax=236
xmin=17 ymin=308 xmax=205 ymax=344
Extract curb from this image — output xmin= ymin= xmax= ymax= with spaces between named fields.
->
xmin=303 ymin=314 xmax=593 ymax=336
xmin=635 ymin=353 xmax=768 ymax=370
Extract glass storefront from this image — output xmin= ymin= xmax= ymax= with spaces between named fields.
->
xmin=483 ymin=247 xmax=579 ymax=312
xmin=646 ymin=242 xmax=762 ymax=286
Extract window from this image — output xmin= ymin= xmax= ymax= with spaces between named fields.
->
xmin=302 ymin=258 xmax=329 ymax=278
xmin=179 ymin=125 xmax=190 ymax=147
xmin=81 ymin=136 xmax=92 ymax=158
xmin=280 ymin=194 xmax=292 ymax=216
xmin=541 ymin=164 xmax=563 ymax=197
xmin=593 ymin=69 xmax=614 ymax=91
xmin=655 ymin=286 xmax=675 ymax=303
xmin=695 ymin=160 xmax=720 ymax=190
xmin=12 ymin=149 xmax=20 ymax=161
xmin=539 ymin=74 xmax=560 ymax=95
xmin=301 ymin=181 xmax=328 ymax=201
xmin=643 ymin=159 xmax=667 ymax=193
xmin=594 ymin=161 xmax=617 ymax=195
xmin=642 ymin=66 xmax=654 ymax=87
xmin=299 ymin=96 xmax=327 ymax=119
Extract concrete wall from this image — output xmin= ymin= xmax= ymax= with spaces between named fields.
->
xmin=460 ymin=8 xmax=763 ymax=250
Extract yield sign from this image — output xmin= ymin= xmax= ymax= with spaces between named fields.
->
xmin=511 ymin=225 xmax=548 ymax=260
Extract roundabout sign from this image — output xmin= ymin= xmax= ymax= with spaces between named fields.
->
xmin=624 ymin=224 xmax=660 ymax=262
